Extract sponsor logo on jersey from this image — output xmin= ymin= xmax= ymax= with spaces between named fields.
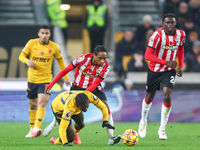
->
xmin=82 ymin=71 xmax=98 ymax=78
xmin=162 ymin=45 xmax=178 ymax=51
xmin=48 ymin=49 xmax=52 ymax=53
xmin=32 ymin=57 xmax=50 ymax=62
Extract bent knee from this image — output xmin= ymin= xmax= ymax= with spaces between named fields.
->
xmin=78 ymin=123 xmax=85 ymax=129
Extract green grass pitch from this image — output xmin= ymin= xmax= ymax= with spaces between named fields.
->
xmin=0 ymin=122 xmax=199 ymax=150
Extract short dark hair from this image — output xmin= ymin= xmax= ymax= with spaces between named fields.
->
xmin=75 ymin=93 xmax=89 ymax=106
xmin=93 ymin=45 xmax=107 ymax=56
xmin=39 ymin=25 xmax=50 ymax=31
xmin=162 ymin=13 xmax=177 ymax=23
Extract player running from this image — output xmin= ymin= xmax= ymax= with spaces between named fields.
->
xmin=138 ymin=13 xmax=185 ymax=140
xmin=44 ymin=45 xmax=121 ymax=145
xmin=19 ymin=25 xmax=70 ymax=138
xmin=49 ymin=90 xmax=114 ymax=146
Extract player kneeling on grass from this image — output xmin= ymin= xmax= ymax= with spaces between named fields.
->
xmin=49 ymin=90 xmax=115 ymax=146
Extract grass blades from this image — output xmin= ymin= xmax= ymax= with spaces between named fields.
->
xmin=0 ymin=122 xmax=199 ymax=150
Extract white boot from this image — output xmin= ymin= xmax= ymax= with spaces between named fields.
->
xmin=43 ymin=117 xmax=58 ymax=137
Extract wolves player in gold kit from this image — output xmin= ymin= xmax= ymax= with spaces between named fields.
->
xmin=19 ymin=25 xmax=71 ymax=137
xmin=49 ymin=90 xmax=114 ymax=146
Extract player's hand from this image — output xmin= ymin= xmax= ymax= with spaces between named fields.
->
xmin=65 ymin=79 xmax=71 ymax=86
xmin=177 ymin=67 xmax=183 ymax=77
xmin=102 ymin=121 xmax=115 ymax=130
xmin=63 ymin=143 xmax=73 ymax=146
xmin=166 ymin=61 xmax=177 ymax=68
xmin=44 ymin=85 xmax=51 ymax=95
xmin=27 ymin=60 xmax=35 ymax=68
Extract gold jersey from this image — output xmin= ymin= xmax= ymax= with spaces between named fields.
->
xmin=19 ymin=38 xmax=68 ymax=83
xmin=52 ymin=90 xmax=109 ymax=144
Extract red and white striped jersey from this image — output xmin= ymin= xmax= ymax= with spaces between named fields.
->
xmin=71 ymin=53 xmax=110 ymax=88
xmin=148 ymin=27 xmax=186 ymax=72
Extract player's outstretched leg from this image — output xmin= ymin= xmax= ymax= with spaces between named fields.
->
xmin=43 ymin=117 xmax=58 ymax=136
xmin=74 ymin=133 xmax=81 ymax=145
xmin=32 ymin=127 xmax=42 ymax=137
xmin=106 ymin=112 xmax=121 ymax=145
xmin=25 ymin=129 xmax=33 ymax=137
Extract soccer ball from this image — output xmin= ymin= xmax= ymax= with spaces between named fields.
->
xmin=122 ymin=129 xmax=139 ymax=146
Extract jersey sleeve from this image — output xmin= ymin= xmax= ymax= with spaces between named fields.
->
xmin=86 ymin=91 xmax=109 ymax=121
xmin=98 ymin=63 xmax=110 ymax=79
xmin=148 ymin=31 xmax=160 ymax=49
xmin=18 ymin=40 xmax=32 ymax=64
xmin=54 ymin=44 xmax=69 ymax=80
xmin=180 ymin=31 xmax=186 ymax=46
xmin=71 ymin=55 xmax=86 ymax=68
xmin=59 ymin=108 xmax=72 ymax=144
xmin=54 ymin=44 xmax=62 ymax=59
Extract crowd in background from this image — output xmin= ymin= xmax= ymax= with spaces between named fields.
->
xmin=115 ymin=0 xmax=200 ymax=84
xmin=45 ymin=0 xmax=200 ymax=91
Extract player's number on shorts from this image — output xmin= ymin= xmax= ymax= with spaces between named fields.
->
xmin=170 ymin=76 xmax=175 ymax=84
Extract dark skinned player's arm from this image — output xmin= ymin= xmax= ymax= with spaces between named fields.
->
xmin=59 ymin=108 xmax=72 ymax=145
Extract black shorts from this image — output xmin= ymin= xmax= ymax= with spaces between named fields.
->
xmin=27 ymin=82 xmax=50 ymax=99
xmin=51 ymin=106 xmax=72 ymax=126
xmin=146 ymin=69 xmax=176 ymax=92
xmin=70 ymin=83 xmax=107 ymax=101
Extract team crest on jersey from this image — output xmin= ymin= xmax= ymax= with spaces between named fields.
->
xmin=40 ymin=52 xmax=44 ymax=56
xmin=48 ymin=49 xmax=52 ymax=53
xmin=96 ymin=68 xmax=101 ymax=74
xmin=64 ymin=112 xmax=71 ymax=119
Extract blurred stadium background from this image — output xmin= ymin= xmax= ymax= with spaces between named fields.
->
xmin=0 ymin=0 xmax=200 ymax=124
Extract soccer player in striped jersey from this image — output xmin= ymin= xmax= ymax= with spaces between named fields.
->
xmin=49 ymin=90 xmax=114 ymax=146
xmin=19 ymin=25 xmax=71 ymax=138
xmin=138 ymin=13 xmax=186 ymax=140
xmin=44 ymin=45 xmax=121 ymax=145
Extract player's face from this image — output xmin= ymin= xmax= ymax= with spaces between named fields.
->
xmin=163 ymin=17 xmax=176 ymax=34
xmin=78 ymin=102 xmax=89 ymax=112
xmin=93 ymin=52 xmax=107 ymax=66
xmin=38 ymin=29 xmax=51 ymax=44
